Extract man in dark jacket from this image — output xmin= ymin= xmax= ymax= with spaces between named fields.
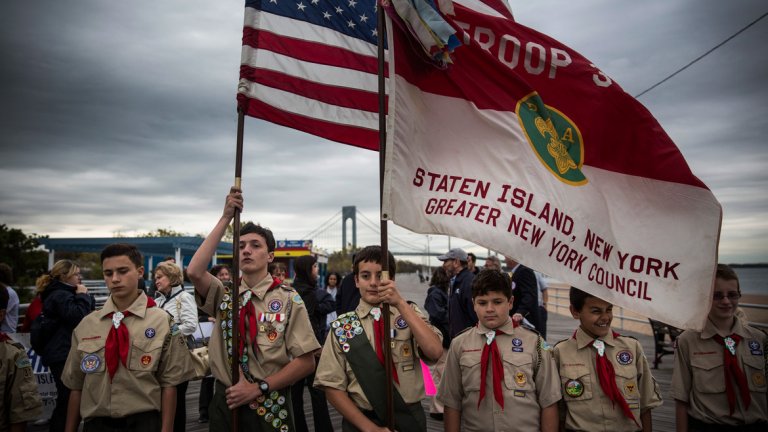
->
xmin=504 ymin=256 xmax=540 ymax=330
xmin=439 ymin=248 xmax=477 ymax=338
xmin=335 ymin=255 xmax=361 ymax=315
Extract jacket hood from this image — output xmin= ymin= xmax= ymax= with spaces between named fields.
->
xmin=41 ymin=279 xmax=76 ymax=301
xmin=293 ymin=255 xmax=317 ymax=287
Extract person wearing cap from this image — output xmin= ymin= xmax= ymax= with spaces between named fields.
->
xmin=439 ymin=248 xmax=477 ymax=338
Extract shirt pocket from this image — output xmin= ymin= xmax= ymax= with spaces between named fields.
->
xmin=559 ymin=365 xmax=593 ymax=402
xmin=393 ymin=329 xmax=416 ymax=372
xmin=503 ymin=352 xmax=535 ymax=392
xmin=129 ymin=336 xmax=164 ymax=372
xmin=459 ymin=351 xmax=482 ymax=392
xmin=614 ymin=364 xmax=642 ymax=415
xmin=77 ymin=340 xmax=106 ymax=375
xmin=690 ymin=354 xmax=725 ymax=393
xmin=742 ymin=353 xmax=767 ymax=392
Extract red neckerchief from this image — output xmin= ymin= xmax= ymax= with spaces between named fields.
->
xmin=713 ymin=334 xmax=751 ymax=415
xmin=237 ymin=277 xmax=281 ymax=361
xmin=574 ymin=330 xmax=639 ymax=426
xmin=478 ymin=328 xmax=505 ymax=409
xmin=105 ymin=296 xmax=156 ymax=380
xmin=373 ymin=309 xmax=399 ymax=384
xmin=0 ymin=332 xmax=10 ymax=342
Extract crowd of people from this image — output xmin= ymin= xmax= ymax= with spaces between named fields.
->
xmin=0 ymin=186 xmax=765 ymax=431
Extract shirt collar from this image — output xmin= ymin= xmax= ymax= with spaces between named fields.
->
xmin=99 ymin=291 xmax=152 ymax=319
xmin=701 ymin=316 xmax=749 ymax=339
xmin=238 ymin=274 xmax=275 ymax=299
xmin=355 ymin=300 xmax=395 ymax=319
xmin=476 ymin=317 xmax=516 ymax=335
xmin=575 ymin=326 xmax=617 ymax=349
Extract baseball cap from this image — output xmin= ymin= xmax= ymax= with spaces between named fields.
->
xmin=437 ymin=248 xmax=468 ymax=262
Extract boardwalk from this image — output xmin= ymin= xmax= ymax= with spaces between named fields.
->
xmin=33 ymin=273 xmax=679 ymax=431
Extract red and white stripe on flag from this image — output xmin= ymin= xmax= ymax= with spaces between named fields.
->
xmin=382 ymin=0 xmax=722 ymax=330
xmin=237 ymin=0 xmax=387 ymax=150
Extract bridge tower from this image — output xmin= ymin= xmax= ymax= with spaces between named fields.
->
xmin=342 ymin=206 xmax=357 ymax=252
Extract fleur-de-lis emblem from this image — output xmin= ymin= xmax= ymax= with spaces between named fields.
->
xmin=535 ymin=117 xmax=578 ymax=175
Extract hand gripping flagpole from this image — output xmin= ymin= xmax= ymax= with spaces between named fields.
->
xmin=230 ymin=107 xmax=245 ymax=432
xmin=376 ymin=2 xmax=395 ymax=429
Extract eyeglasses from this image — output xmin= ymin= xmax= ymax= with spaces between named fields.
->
xmin=713 ymin=292 xmax=741 ymax=301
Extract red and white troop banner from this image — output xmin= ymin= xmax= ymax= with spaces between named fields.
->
xmin=382 ymin=0 xmax=722 ymax=330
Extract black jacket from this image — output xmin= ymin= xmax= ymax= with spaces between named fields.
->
xmin=292 ymin=256 xmax=334 ymax=344
xmin=424 ymin=285 xmax=450 ymax=348
xmin=334 ymin=272 xmax=360 ymax=315
xmin=510 ymin=265 xmax=540 ymax=330
xmin=39 ymin=280 xmax=95 ymax=365
xmin=448 ymin=268 xmax=477 ymax=338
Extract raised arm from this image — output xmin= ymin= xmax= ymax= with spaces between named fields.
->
xmin=188 ymin=187 xmax=242 ymax=299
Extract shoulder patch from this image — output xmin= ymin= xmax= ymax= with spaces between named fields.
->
xmin=539 ymin=337 xmax=552 ymax=351
xmin=16 ymin=356 xmax=32 ymax=369
xmin=292 ymin=293 xmax=304 ymax=304
xmin=406 ymin=300 xmax=424 ymax=315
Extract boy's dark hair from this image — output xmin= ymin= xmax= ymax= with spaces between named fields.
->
xmin=0 ymin=263 xmax=12 ymax=285
xmin=471 ymin=269 xmax=512 ymax=299
xmin=716 ymin=263 xmax=740 ymax=293
xmin=467 ymin=252 xmax=477 ymax=264
xmin=569 ymin=287 xmax=596 ymax=311
xmin=240 ymin=222 xmax=276 ymax=253
xmin=353 ymin=246 xmax=396 ymax=279
xmin=0 ymin=282 xmax=8 ymax=310
xmin=101 ymin=243 xmax=143 ymax=268
xmin=430 ymin=267 xmax=451 ymax=293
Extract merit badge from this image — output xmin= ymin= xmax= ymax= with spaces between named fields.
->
xmin=145 ymin=328 xmax=156 ymax=338
xmin=271 ymin=404 xmax=280 ymax=414
xmin=624 ymin=381 xmax=638 ymax=397
xmin=401 ymin=344 xmax=411 ymax=357
xmin=265 ymin=413 xmax=274 ymax=423
xmin=342 ymin=343 xmax=351 ymax=352
xmin=565 ymin=379 xmax=584 ymax=397
xmin=278 ymin=409 xmax=288 ymax=419
xmin=272 ymin=419 xmax=282 ymax=429
xmin=269 ymin=299 xmax=283 ymax=312
xmin=281 ymin=425 xmax=289 ymax=432
xmin=515 ymin=371 xmax=527 ymax=386
xmin=80 ymin=354 xmax=101 ymax=374
xmin=267 ymin=330 xmax=278 ymax=342
xmin=395 ymin=315 xmax=408 ymax=329
xmin=292 ymin=294 xmax=303 ymax=304
xmin=264 ymin=399 xmax=274 ymax=408
xmin=249 ymin=401 xmax=259 ymax=410
xmin=616 ymin=350 xmax=633 ymax=365
xmin=753 ymin=372 xmax=766 ymax=387
xmin=332 ymin=320 xmax=340 ymax=328
xmin=141 ymin=355 xmax=152 ymax=366
xmin=354 ymin=327 xmax=363 ymax=335
xmin=257 ymin=394 xmax=267 ymax=403
xmin=511 ymin=338 xmax=523 ymax=347
xmin=257 ymin=406 xmax=267 ymax=416
xmin=277 ymin=395 xmax=286 ymax=405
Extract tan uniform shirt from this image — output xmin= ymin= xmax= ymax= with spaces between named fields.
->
xmin=313 ymin=300 xmax=442 ymax=411
xmin=197 ymin=274 xmax=319 ymax=387
xmin=62 ymin=292 xmax=195 ymax=419
xmin=671 ymin=317 xmax=768 ymax=425
xmin=438 ymin=319 xmax=561 ymax=432
xmin=0 ymin=335 xmax=42 ymax=429
xmin=553 ymin=327 xmax=662 ymax=432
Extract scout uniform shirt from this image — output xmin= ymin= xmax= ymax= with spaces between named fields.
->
xmin=313 ymin=300 xmax=442 ymax=411
xmin=62 ymin=292 xmax=194 ymax=419
xmin=671 ymin=316 xmax=768 ymax=426
xmin=438 ymin=319 xmax=561 ymax=432
xmin=197 ymin=274 xmax=319 ymax=387
xmin=553 ymin=327 xmax=662 ymax=432
xmin=0 ymin=333 xmax=42 ymax=430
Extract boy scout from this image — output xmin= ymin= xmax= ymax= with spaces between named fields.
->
xmin=671 ymin=264 xmax=767 ymax=431
xmin=314 ymin=245 xmax=443 ymax=431
xmin=438 ymin=269 xmax=560 ymax=432
xmin=62 ymin=243 xmax=195 ymax=432
xmin=187 ymin=186 xmax=319 ymax=431
xmin=1 ymin=283 xmax=42 ymax=432
xmin=553 ymin=287 xmax=661 ymax=432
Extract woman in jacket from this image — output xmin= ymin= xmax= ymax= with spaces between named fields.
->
xmin=154 ymin=261 xmax=198 ymax=432
xmin=35 ymin=259 xmax=95 ymax=432
xmin=291 ymin=255 xmax=334 ymax=432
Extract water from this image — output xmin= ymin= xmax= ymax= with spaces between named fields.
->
xmin=734 ymin=267 xmax=768 ymax=296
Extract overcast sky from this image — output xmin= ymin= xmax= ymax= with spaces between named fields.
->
xmin=1 ymin=0 xmax=766 ymax=265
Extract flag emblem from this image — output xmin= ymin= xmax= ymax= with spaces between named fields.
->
xmin=517 ymin=93 xmax=586 ymax=186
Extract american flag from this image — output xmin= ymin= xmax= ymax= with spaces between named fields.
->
xmin=237 ymin=0 xmax=385 ymax=150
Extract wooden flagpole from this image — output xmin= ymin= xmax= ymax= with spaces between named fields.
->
xmin=376 ymin=3 xmax=395 ymax=430
xmin=230 ymin=107 xmax=245 ymax=432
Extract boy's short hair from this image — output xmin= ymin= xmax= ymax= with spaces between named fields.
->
xmin=101 ymin=243 xmax=143 ymax=268
xmin=569 ymin=287 xmax=596 ymax=311
xmin=471 ymin=269 xmax=512 ymax=299
xmin=716 ymin=263 xmax=740 ymax=293
xmin=353 ymin=246 xmax=397 ymax=279
xmin=0 ymin=282 xmax=8 ymax=310
xmin=467 ymin=252 xmax=477 ymax=263
xmin=240 ymin=222 xmax=276 ymax=253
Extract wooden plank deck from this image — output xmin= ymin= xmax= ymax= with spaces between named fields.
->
xmin=32 ymin=273 xmax=678 ymax=431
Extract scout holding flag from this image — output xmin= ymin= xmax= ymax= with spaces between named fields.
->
xmin=187 ymin=186 xmax=319 ymax=431
xmin=438 ymin=269 xmax=561 ymax=432
xmin=62 ymin=244 xmax=195 ymax=432
xmin=553 ymin=287 xmax=662 ymax=432
xmin=314 ymin=245 xmax=443 ymax=431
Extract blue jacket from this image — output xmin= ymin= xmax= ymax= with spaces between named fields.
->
xmin=448 ymin=268 xmax=476 ymax=338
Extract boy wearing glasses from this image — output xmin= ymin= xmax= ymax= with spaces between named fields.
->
xmin=671 ymin=264 xmax=767 ymax=431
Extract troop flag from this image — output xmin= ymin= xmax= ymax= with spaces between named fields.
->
xmin=381 ymin=0 xmax=722 ymax=330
